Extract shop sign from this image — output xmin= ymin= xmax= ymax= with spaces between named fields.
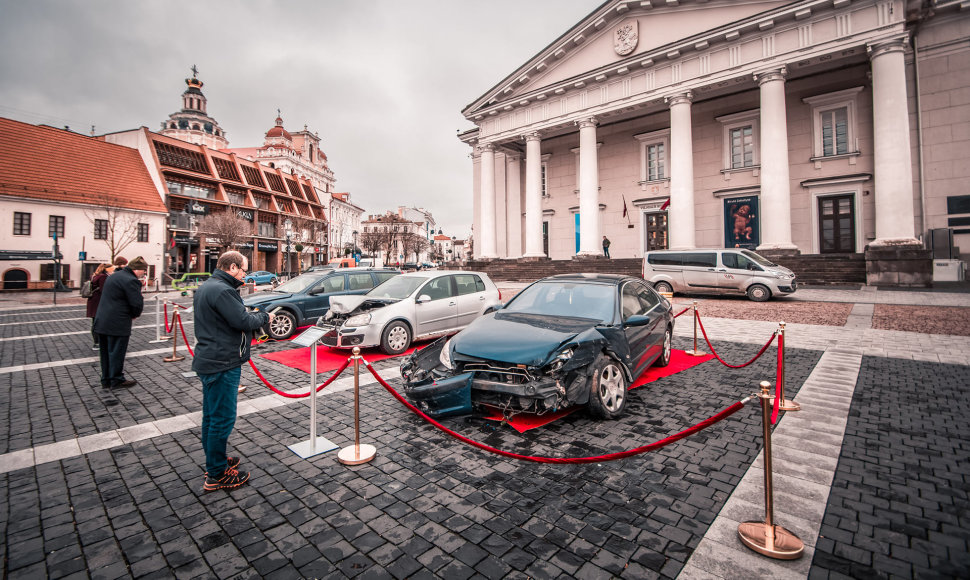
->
xmin=236 ymin=209 xmax=254 ymax=221
xmin=187 ymin=202 xmax=208 ymax=215
xmin=237 ymin=242 xmax=254 ymax=249
xmin=257 ymin=242 xmax=278 ymax=252
xmin=174 ymin=235 xmax=199 ymax=245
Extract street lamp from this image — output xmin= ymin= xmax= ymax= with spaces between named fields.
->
xmin=352 ymin=230 xmax=358 ymax=263
xmin=284 ymin=219 xmax=293 ymax=279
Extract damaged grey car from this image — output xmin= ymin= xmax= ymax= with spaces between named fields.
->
xmin=400 ymin=273 xmax=674 ymax=420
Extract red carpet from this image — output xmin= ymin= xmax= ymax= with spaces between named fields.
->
xmin=259 ymin=342 xmax=420 ymax=374
xmin=484 ymin=349 xmax=714 ymax=432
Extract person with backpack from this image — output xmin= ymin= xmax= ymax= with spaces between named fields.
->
xmin=84 ymin=263 xmax=114 ymax=350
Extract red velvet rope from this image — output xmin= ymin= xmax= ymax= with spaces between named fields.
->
xmin=163 ymin=303 xmax=173 ymax=333
xmin=248 ymin=358 xmax=350 ymax=399
xmin=695 ymin=313 xmax=776 ymax=369
xmin=363 ymin=359 xmax=747 ymax=464
xmin=176 ymin=312 xmax=194 ymax=357
xmin=673 ymin=307 xmax=690 ymax=319
xmin=772 ymin=331 xmax=783 ymax=424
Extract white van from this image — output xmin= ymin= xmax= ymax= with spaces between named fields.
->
xmin=642 ymin=248 xmax=797 ymax=301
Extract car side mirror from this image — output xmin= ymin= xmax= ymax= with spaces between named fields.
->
xmin=416 ymin=294 xmax=432 ymax=304
xmin=623 ymin=314 xmax=651 ymax=327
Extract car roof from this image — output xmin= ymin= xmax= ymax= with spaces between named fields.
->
xmin=396 ymin=269 xmax=487 ymax=279
xmin=541 ymin=273 xmax=633 ymax=285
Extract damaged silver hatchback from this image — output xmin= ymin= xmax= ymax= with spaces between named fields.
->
xmin=400 ymin=273 xmax=674 ymax=420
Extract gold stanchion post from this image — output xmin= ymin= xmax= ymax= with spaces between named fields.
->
xmin=163 ymin=307 xmax=185 ymax=362
xmin=684 ymin=300 xmax=707 ymax=356
xmin=338 ymin=347 xmax=376 ymax=465
xmin=738 ymin=380 xmax=804 ymax=559
xmin=776 ymin=321 xmax=800 ymax=411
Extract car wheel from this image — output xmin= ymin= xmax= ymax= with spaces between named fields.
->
xmin=746 ymin=284 xmax=771 ymax=302
xmin=654 ymin=281 xmax=674 ymax=294
xmin=271 ymin=277 xmax=279 ymax=287
xmin=587 ymin=354 xmax=628 ymax=419
xmin=381 ymin=321 xmax=412 ymax=355
xmin=654 ymin=326 xmax=672 ymax=368
xmin=268 ymin=310 xmax=296 ymax=340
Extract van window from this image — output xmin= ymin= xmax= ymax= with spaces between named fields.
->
xmin=723 ymin=253 xmax=762 ymax=271
xmin=648 ymin=253 xmax=684 ymax=266
xmin=683 ymin=253 xmax=717 ymax=268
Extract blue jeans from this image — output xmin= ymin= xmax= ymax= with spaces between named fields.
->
xmin=200 ymin=366 xmax=241 ymax=479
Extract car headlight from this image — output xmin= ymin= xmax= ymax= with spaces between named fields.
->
xmin=345 ymin=313 xmax=371 ymax=327
xmin=439 ymin=339 xmax=453 ymax=370
xmin=548 ymin=347 xmax=574 ymax=372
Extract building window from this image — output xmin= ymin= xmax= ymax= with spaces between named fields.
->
xmin=541 ymin=163 xmax=548 ymax=197
xmin=803 ymin=87 xmax=863 ymax=161
xmin=716 ymin=109 xmax=760 ymax=171
xmin=166 ymin=180 xmax=216 ymax=200
xmin=13 ymin=212 xmax=30 ymax=236
xmin=138 ymin=223 xmax=149 ymax=243
xmin=94 ymin=219 xmax=108 ymax=240
xmin=49 ymin=215 xmax=65 ymax=238
xmin=634 ymin=129 xmax=671 ymax=186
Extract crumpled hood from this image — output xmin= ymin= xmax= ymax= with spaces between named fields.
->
xmin=243 ymin=292 xmax=292 ymax=307
xmin=328 ymin=295 xmax=368 ymax=314
xmin=451 ymin=312 xmax=598 ymax=366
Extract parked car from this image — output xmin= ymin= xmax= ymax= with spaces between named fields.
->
xmin=318 ymin=270 xmax=502 ymax=355
xmin=305 ymin=264 xmax=336 ymax=273
xmin=401 ymin=262 xmax=420 ymax=272
xmin=329 ymin=257 xmax=357 ymax=268
xmin=243 ymin=268 xmax=400 ymax=339
xmin=171 ymin=272 xmax=211 ymax=289
xmin=400 ymin=273 xmax=674 ymax=419
xmin=244 ymin=270 xmax=279 ymax=286
xmin=642 ymin=248 xmax=797 ymax=302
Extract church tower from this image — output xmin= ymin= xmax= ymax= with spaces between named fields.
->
xmin=160 ymin=66 xmax=229 ymax=149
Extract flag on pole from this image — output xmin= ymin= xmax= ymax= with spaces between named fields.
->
xmin=170 ymin=236 xmax=176 ymax=249
xmin=660 ymin=197 xmax=670 ymax=210
xmin=621 ymin=195 xmax=628 ymax=218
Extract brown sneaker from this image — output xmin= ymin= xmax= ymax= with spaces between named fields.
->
xmin=203 ymin=466 xmax=250 ymax=493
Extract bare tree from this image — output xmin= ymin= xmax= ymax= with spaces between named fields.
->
xmin=290 ymin=215 xmax=328 ymax=271
xmin=400 ymin=232 xmax=429 ymax=263
xmin=359 ymin=231 xmax=383 ymax=257
xmin=84 ymin=193 xmax=140 ymax=263
xmin=196 ymin=211 xmax=253 ymax=252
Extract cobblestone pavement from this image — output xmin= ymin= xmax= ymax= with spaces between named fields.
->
xmin=1 ymin=285 xmax=969 ymax=579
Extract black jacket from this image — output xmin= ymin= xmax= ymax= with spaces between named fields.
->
xmin=93 ymin=267 xmax=144 ymax=336
xmin=191 ymin=269 xmax=269 ymax=375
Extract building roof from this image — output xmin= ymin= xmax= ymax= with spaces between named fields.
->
xmin=0 ymin=117 xmax=167 ymax=213
xmin=434 ymin=234 xmax=451 ymax=241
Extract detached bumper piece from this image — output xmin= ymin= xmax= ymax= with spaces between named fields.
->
xmin=405 ymin=372 xmax=474 ymax=418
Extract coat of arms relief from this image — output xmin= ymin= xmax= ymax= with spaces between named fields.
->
xmin=614 ymin=21 xmax=638 ymax=56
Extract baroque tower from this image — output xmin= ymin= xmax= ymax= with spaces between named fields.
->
xmin=160 ymin=65 xmax=229 ymax=149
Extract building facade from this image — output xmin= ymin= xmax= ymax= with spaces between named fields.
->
xmin=0 ymin=118 xmax=168 ymax=289
xmin=329 ymin=192 xmax=364 ymax=260
xmin=461 ymin=0 xmax=969 ymax=283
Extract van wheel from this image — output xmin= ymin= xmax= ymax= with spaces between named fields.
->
xmin=747 ymin=284 xmax=771 ymax=302
xmin=381 ymin=321 xmax=412 ymax=355
xmin=654 ymin=281 xmax=673 ymax=294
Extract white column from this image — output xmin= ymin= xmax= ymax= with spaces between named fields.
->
xmin=506 ymin=153 xmax=522 ymax=258
xmin=523 ymin=132 xmax=545 ymax=258
xmin=756 ymin=68 xmax=798 ymax=251
xmin=869 ymin=38 xmax=919 ymax=245
xmin=667 ymin=93 xmax=696 ymax=250
xmin=577 ymin=117 xmax=600 ymax=256
xmin=479 ymin=143 xmax=498 ymax=258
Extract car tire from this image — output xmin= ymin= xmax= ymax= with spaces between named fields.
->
xmin=654 ymin=326 xmax=672 ymax=368
xmin=587 ymin=354 xmax=628 ymax=419
xmin=268 ymin=310 xmax=296 ymax=340
xmin=746 ymin=283 xmax=771 ymax=302
xmin=654 ymin=281 xmax=674 ymax=294
xmin=380 ymin=321 xmax=412 ymax=355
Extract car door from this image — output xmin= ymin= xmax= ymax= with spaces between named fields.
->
xmin=718 ymin=251 xmax=763 ymax=294
xmin=303 ymin=274 xmax=346 ymax=322
xmin=622 ymin=281 xmax=666 ymax=378
xmin=413 ymin=275 xmax=458 ymax=336
xmin=681 ymin=252 xmax=720 ymax=293
xmin=453 ymin=273 xmax=489 ymax=327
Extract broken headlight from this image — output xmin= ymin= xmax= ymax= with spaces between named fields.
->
xmin=439 ymin=338 xmax=453 ymax=370
xmin=345 ymin=313 xmax=371 ymax=327
xmin=547 ymin=347 xmax=574 ymax=372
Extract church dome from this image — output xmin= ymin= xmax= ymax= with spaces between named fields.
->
xmin=266 ymin=115 xmax=292 ymax=141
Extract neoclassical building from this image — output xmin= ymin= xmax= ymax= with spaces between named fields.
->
xmin=461 ymin=0 xmax=969 ymax=284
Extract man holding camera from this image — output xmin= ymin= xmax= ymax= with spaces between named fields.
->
xmin=193 ymin=251 xmax=273 ymax=492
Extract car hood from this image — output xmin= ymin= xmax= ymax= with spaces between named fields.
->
xmin=328 ymin=295 xmax=368 ymax=314
xmin=243 ymin=292 xmax=292 ymax=306
xmin=451 ymin=312 xmax=599 ymax=366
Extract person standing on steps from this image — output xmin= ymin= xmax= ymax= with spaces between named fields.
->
xmin=93 ymin=256 xmax=146 ymax=389
xmin=603 ymin=236 xmax=611 ymax=259
xmin=193 ymin=251 xmax=272 ymax=493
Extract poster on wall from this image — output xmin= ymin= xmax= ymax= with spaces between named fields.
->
xmin=724 ymin=196 xmax=760 ymax=249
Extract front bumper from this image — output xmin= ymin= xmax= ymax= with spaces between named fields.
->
xmin=317 ymin=324 xmax=379 ymax=349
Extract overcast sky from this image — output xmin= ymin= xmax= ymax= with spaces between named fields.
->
xmin=0 ymin=0 xmax=598 ymax=238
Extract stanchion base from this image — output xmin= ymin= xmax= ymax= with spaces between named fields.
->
xmin=288 ymin=437 xmax=338 ymax=459
xmin=150 ymin=336 xmax=173 ymax=343
xmin=338 ymin=444 xmax=376 ymax=465
xmin=683 ymin=349 xmax=708 ymax=357
xmin=163 ymin=355 xmax=185 ymax=362
xmin=738 ymin=521 xmax=804 ymax=560
xmin=778 ymin=399 xmax=800 ymax=411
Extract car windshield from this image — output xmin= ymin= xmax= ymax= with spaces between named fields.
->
xmin=740 ymin=249 xmax=777 ymax=267
xmin=274 ymin=274 xmax=325 ymax=294
xmin=367 ymin=275 xmax=425 ymax=299
xmin=503 ymin=281 xmax=617 ymax=323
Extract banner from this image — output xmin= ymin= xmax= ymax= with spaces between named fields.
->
xmin=724 ymin=196 xmax=760 ymax=249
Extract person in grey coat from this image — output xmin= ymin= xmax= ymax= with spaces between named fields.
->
xmin=93 ymin=256 xmax=147 ymax=389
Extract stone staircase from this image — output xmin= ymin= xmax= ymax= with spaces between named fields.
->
xmin=769 ymin=253 xmax=867 ymax=285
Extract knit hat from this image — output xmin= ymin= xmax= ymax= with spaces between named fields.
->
xmin=128 ymin=256 xmax=148 ymax=270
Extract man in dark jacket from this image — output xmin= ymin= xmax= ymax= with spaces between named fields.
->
xmin=194 ymin=251 xmax=270 ymax=492
xmin=93 ymin=256 xmax=147 ymax=389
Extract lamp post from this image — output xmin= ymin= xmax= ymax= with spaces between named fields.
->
xmin=352 ymin=230 xmax=358 ymax=264
xmin=284 ymin=219 xmax=293 ymax=279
